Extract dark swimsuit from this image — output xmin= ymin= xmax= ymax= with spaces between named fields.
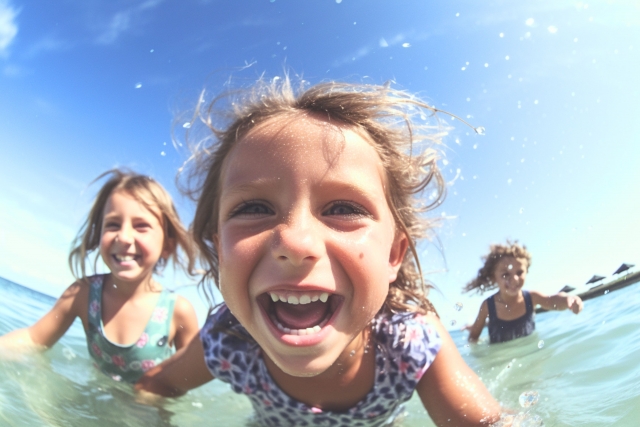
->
xmin=486 ymin=290 xmax=535 ymax=344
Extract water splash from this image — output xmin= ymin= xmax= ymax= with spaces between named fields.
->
xmin=474 ymin=126 xmax=486 ymax=135
xmin=183 ymin=122 xmax=191 ymax=129
xmin=537 ymin=340 xmax=544 ymax=349
xmin=519 ymin=390 xmax=539 ymax=408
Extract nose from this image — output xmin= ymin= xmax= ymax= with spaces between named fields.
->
xmin=271 ymin=208 xmax=323 ymax=266
xmin=115 ymin=224 xmax=134 ymax=244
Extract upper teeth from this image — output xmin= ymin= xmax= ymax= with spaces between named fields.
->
xmin=269 ymin=292 xmax=329 ymax=305
xmin=115 ymin=255 xmax=135 ymax=261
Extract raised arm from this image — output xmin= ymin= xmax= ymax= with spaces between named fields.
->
xmin=135 ymin=332 xmax=214 ymax=398
xmin=0 ymin=281 xmax=86 ymax=351
xmin=418 ymin=314 xmax=502 ymax=426
xmin=465 ymin=300 xmax=489 ymax=343
xmin=170 ymin=295 xmax=200 ymax=350
xmin=530 ymin=291 xmax=583 ymax=314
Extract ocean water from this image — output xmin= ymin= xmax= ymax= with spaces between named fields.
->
xmin=0 ymin=276 xmax=638 ymax=426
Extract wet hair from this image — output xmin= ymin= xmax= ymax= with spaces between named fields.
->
xmin=69 ymin=169 xmax=197 ymax=280
xmin=463 ymin=240 xmax=532 ymax=294
xmin=180 ymin=76 xmax=451 ymax=315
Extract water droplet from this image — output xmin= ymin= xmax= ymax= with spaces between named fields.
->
xmin=150 ymin=49 xmax=154 ymax=53
xmin=450 ymin=320 xmax=457 ymax=326
xmin=548 ymin=25 xmax=558 ymax=34
xmin=160 ymin=151 xmax=166 ymax=156
xmin=480 ymin=284 xmax=485 ymax=290
xmin=349 ymin=350 xmax=355 ymax=357
xmin=270 ymin=0 xmax=275 ymax=2
xmin=402 ymin=43 xmax=411 ymax=48
xmin=507 ymin=178 xmax=512 ymax=185
xmin=474 ymin=126 xmax=485 ymax=135
xmin=499 ymin=32 xmax=504 ymax=38
xmin=519 ymin=390 xmax=539 ymax=408
xmin=604 ymin=289 xmax=610 ymax=294
xmin=183 ymin=122 xmax=191 ymax=129
xmin=62 ymin=347 xmax=76 ymax=360
xmin=525 ymin=18 xmax=535 ymax=27
xmin=454 ymin=302 xmax=463 ymax=311
xmin=135 ymin=83 xmax=142 ymax=89
xmin=192 ymin=401 xmax=203 ymax=408
xmin=336 ymin=0 xmax=342 ymax=3
xmin=484 ymin=63 xmax=489 ymax=67
xmin=537 ymin=340 xmax=544 ymax=349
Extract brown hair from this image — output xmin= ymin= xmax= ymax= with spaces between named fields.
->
xmin=463 ymin=240 xmax=532 ymax=294
xmin=180 ymin=77 xmax=451 ymax=315
xmin=69 ymin=169 xmax=197 ymax=280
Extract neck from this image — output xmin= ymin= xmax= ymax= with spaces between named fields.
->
xmin=107 ymin=273 xmax=160 ymax=298
xmin=496 ymin=291 xmax=523 ymax=305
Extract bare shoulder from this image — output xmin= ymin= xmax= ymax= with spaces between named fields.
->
xmin=58 ymin=278 xmax=91 ymax=313
xmin=173 ymin=295 xmax=197 ymax=321
xmin=171 ymin=294 xmax=200 ymax=350
xmin=528 ymin=290 xmax=548 ymax=305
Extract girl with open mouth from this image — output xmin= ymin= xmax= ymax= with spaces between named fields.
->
xmin=137 ymin=78 xmax=505 ymax=426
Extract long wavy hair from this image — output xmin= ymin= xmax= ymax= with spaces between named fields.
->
xmin=179 ymin=77 xmax=451 ymax=315
xmin=69 ymin=169 xmax=197 ymax=280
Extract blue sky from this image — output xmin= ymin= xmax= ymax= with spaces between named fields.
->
xmin=0 ymin=0 xmax=638 ymax=326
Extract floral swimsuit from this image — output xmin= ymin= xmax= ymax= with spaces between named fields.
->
xmin=200 ymin=304 xmax=442 ymax=427
xmin=86 ymin=275 xmax=176 ymax=383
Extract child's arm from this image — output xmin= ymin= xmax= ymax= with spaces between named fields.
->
xmin=171 ymin=295 xmax=200 ymax=350
xmin=0 ymin=281 xmax=85 ymax=351
xmin=418 ymin=313 xmax=502 ymax=426
xmin=530 ymin=291 xmax=583 ymax=314
xmin=135 ymin=333 xmax=214 ymax=397
xmin=465 ymin=301 xmax=489 ymax=343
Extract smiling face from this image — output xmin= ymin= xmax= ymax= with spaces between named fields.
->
xmin=215 ymin=113 xmax=407 ymax=377
xmin=493 ymin=256 xmax=528 ymax=299
xmin=99 ymin=190 xmax=169 ymax=286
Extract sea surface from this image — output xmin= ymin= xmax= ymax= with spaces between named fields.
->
xmin=0 ymin=276 xmax=638 ymax=426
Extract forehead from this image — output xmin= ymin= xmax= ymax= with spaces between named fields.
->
xmin=495 ymin=256 xmax=528 ymax=271
xmin=104 ymin=190 xmax=162 ymax=219
xmin=220 ymin=113 xmax=386 ymax=191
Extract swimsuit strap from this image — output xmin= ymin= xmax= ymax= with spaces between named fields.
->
xmin=486 ymin=294 xmax=498 ymax=322
xmin=523 ymin=290 xmax=533 ymax=315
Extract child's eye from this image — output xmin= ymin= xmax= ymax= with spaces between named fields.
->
xmin=323 ymin=201 xmax=369 ymax=218
xmin=229 ymin=201 xmax=274 ymax=218
xmin=104 ymin=221 xmax=120 ymax=230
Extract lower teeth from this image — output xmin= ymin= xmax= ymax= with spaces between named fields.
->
xmin=272 ymin=316 xmax=327 ymax=336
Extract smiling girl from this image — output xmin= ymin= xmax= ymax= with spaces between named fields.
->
xmin=136 ymin=79 xmax=504 ymax=426
xmin=0 ymin=170 xmax=200 ymax=383
xmin=464 ymin=241 xmax=583 ymax=344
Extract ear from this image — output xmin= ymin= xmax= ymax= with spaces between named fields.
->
xmin=162 ymin=237 xmax=176 ymax=260
xmin=388 ymin=232 xmax=409 ymax=283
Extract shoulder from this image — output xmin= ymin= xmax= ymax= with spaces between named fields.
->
xmin=375 ymin=311 xmax=442 ymax=371
xmin=172 ymin=295 xmax=196 ymax=319
xmin=528 ymin=290 xmax=547 ymax=304
xmin=59 ymin=276 xmax=102 ymax=310
xmin=199 ymin=304 xmax=258 ymax=383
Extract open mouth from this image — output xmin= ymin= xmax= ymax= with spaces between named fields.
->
xmin=257 ymin=291 xmax=342 ymax=336
xmin=113 ymin=254 xmax=139 ymax=263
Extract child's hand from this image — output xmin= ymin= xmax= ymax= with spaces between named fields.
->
xmin=567 ymin=295 xmax=583 ymax=314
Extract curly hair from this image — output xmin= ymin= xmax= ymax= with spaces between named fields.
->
xmin=179 ymin=76 xmax=452 ymax=315
xmin=463 ymin=240 xmax=532 ymax=294
xmin=68 ymin=169 xmax=197 ymax=280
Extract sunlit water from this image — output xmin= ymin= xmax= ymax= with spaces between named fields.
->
xmin=1 ymin=276 xmax=638 ymax=426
